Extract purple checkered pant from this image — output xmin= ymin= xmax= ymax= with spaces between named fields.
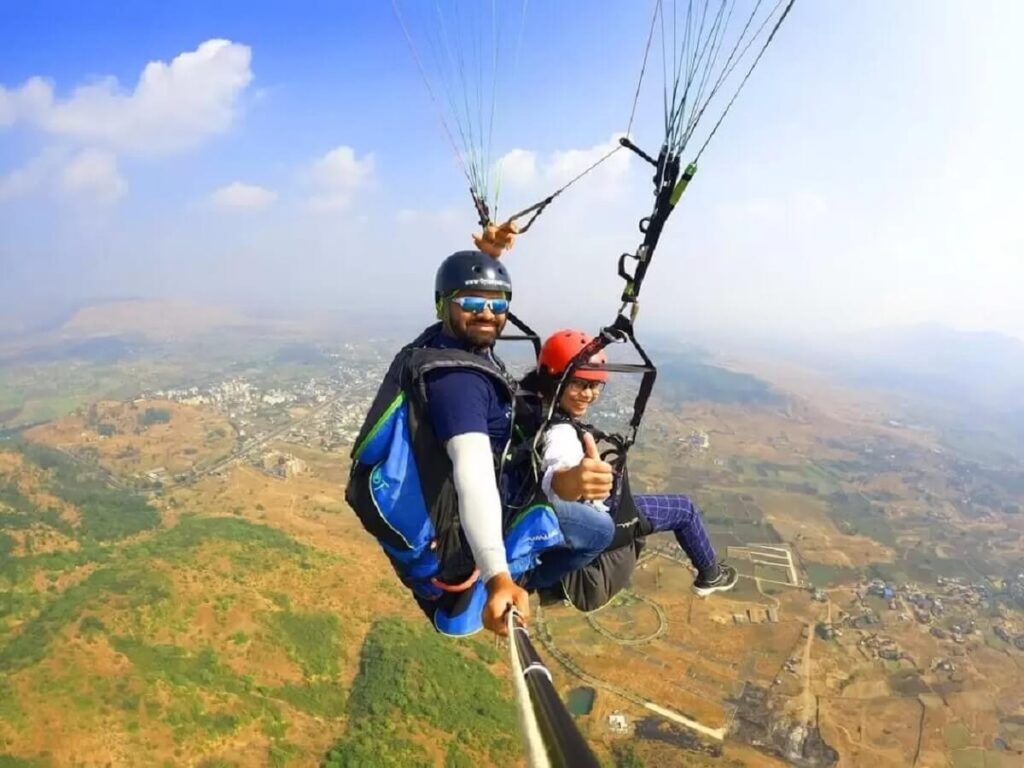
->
xmin=634 ymin=494 xmax=717 ymax=575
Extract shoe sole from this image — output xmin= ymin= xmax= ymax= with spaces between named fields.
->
xmin=691 ymin=577 xmax=739 ymax=598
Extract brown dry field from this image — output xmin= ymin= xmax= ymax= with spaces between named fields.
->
xmin=819 ymin=696 xmax=924 ymax=767
xmin=751 ymin=488 xmax=896 ymax=568
xmin=543 ymin=553 xmax=804 ymax=732
xmin=26 ymin=398 xmax=236 ymax=477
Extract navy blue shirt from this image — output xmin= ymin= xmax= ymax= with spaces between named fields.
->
xmin=423 ymin=332 xmax=513 ymax=455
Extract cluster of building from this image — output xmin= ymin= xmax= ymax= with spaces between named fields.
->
xmin=1008 ymin=572 xmax=1024 ymax=609
xmin=815 ymin=622 xmax=842 ymax=641
xmin=732 ymin=606 xmax=779 ymax=624
xmin=850 ymin=576 xmax=992 ymax=628
xmin=145 ymin=360 xmax=387 ymax=455
xmin=821 ymin=572 xmax=1024 ymax=660
xmin=857 ymin=632 xmax=903 ymax=661
xmin=928 ymin=621 xmax=976 ymax=645
xmin=255 ymin=451 xmax=307 ymax=479
xmin=678 ymin=429 xmax=710 ymax=451
xmin=993 ymin=624 xmax=1024 ymax=651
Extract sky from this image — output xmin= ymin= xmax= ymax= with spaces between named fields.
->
xmin=1 ymin=1 xmax=1023 ymax=343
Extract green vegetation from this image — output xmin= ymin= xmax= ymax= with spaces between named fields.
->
xmin=0 ymin=531 xmax=12 ymax=559
xmin=0 ymin=678 xmax=25 ymax=728
xmin=110 ymin=635 xmax=298 ymax=746
xmin=613 ymin=743 xmax=646 ymax=768
xmin=273 ymin=681 xmax=347 ymax=717
xmin=0 ymin=566 xmax=171 ymax=672
xmin=111 ymin=637 xmax=243 ymax=692
xmin=129 ymin=516 xmax=303 ymax=563
xmin=138 ymin=407 xmax=172 ymax=427
xmin=322 ymin=617 xmax=518 ymax=768
xmin=267 ymin=610 xmax=342 ymax=679
xmin=950 ymin=748 xmax=985 ymax=768
xmin=78 ymin=615 xmax=106 ymax=636
xmin=824 ymin=491 xmax=897 ymax=548
xmin=0 ymin=481 xmax=35 ymax=515
xmin=804 ymin=562 xmax=861 ymax=587
xmin=0 ymin=505 xmax=74 ymax=538
xmin=944 ymin=722 xmax=973 ymax=750
xmin=0 ymin=544 xmax=109 ymax=584
xmin=0 ymin=756 xmax=46 ymax=768
xmin=4 ymin=442 xmax=160 ymax=541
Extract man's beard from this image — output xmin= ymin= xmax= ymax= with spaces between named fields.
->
xmin=464 ymin=318 xmax=503 ymax=347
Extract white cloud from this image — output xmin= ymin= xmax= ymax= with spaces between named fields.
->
xmin=495 ymin=149 xmax=537 ymax=188
xmin=209 ymin=181 xmax=276 ymax=209
xmin=307 ymin=146 xmax=375 ymax=211
xmin=0 ymin=39 xmax=252 ymax=154
xmin=495 ymin=135 xmax=633 ymax=207
xmin=0 ymin=76 xmax=52 ymax=127
xmin=0 ymin=147 xmax=67 ymax=201
xmin=57 ymin=149 xmax=126 ymax=205
xmin=396 ymin=206 xmax=463 ymax=226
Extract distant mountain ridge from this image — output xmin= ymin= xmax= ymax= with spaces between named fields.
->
xmin=830 ymin=323 xmax=1024 ymax=411
xmin=60 ymin=299 xmax=255 ymax=340
xmin=788 ymin=323 xmax=1024 ymax=460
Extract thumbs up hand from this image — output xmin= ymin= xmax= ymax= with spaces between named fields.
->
xmin=551 ymin=432 xmax=615 ymax=502
xmin=582 ymin=432 xmax=602 ymax=462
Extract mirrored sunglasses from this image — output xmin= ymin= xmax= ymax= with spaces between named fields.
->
xmin=451 ymin=295 xmax=510 ymax=314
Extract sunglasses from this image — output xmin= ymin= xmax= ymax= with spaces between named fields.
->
xmin=566 ymin=378 xmax=605 ymax=394
xmin=450 ymin=295 xmax=510 ymax=314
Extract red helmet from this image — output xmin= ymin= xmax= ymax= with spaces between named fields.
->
xmin=538 ymin=329 xmax=608 ymax=382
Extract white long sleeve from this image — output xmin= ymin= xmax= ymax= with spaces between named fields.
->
xmin=446 ymin=432 xmax=508 ymax=583
xmin=539 ymin=423 xmax=609 ymax=511
xmin=539 ymin=423 xmax=585 ymax=501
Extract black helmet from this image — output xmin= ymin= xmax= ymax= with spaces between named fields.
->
xmin=434 ymin=250 xmax=512 ymax=302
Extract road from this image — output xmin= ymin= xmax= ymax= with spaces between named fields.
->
xmin=801 ymin=621 xmax=815 ymax=723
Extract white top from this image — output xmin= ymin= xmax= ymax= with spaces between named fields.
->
xmin=539 ymin=423 xmax=609 ymax=512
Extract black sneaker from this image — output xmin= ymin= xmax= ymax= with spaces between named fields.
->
xmin=692 ymin=563 xmax=738 ymax=597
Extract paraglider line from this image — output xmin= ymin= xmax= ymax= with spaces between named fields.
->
xmin=694 ymin=0 xmax=796 ymax=161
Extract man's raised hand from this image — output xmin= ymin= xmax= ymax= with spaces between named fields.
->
xmin=473 ymin=220 xmax=519 ymax=259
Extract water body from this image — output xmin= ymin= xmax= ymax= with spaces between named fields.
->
xmin=566 ymin=687 xmax=595 ymax=716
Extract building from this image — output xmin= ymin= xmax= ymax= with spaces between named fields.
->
xmin=261 ymin=452 xmax=308 ymax=479
xmin=608 ymin=713 xmax=629 ymax=734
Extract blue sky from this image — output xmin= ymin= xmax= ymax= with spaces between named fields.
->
xmin=2 ymin=1 xmax=1022 ymax=342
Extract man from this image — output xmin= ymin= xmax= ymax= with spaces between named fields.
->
xmin=424 ymin=249 xmax=531 ymax=634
